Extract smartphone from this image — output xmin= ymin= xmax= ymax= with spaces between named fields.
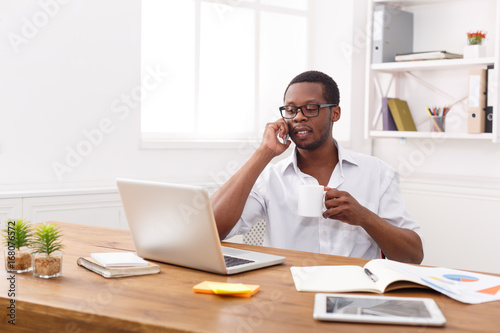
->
xmin=313 ymin=294 xmax=446 ymax=327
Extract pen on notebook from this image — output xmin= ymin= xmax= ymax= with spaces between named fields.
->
xmin=364 ymin=268 xmax=378 ymax=282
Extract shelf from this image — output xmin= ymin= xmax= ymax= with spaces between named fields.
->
xmin=370 ymin=130 xmax=494 ymax=140
xmin=373 ymin=0 xmax=467 ymax=7
xmin=373 ymin=0 xmax=448 ymax=3
xmin=371 ymin=57 xmax=495 ymax=72
xmin=365 ymin=0 xmax=499 ymax=143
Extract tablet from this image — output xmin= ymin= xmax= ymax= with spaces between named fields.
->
xmin=313 ymin=294 xmax=446 ymax=326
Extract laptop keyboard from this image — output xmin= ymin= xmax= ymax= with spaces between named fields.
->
xmin=224 ymin=255 xmax=255 ymax=268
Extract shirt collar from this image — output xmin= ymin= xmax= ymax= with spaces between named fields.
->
xmin=281 ymin=139 xmax=359 ymax=177
xmin=336 ymin=139 xmax=358 ymax=168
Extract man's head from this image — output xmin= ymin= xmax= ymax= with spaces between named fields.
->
xmin=282 ymin=70 xmax=341 ymax=151
xmin=283 ymin=70 xmax=340 ymax=106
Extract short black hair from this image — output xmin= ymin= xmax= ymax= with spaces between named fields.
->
xmin=283 ymin=70 xmax=340 ymax=105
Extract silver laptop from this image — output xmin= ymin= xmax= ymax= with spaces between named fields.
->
xmin=116 ymin=178 xmax=285 ymax=275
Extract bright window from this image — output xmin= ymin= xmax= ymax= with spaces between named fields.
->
xmin=141 ymin=0 xmax=309 ymax=143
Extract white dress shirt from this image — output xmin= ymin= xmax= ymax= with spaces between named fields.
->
xmin=225 ymin=140 xmax=423 ymax=259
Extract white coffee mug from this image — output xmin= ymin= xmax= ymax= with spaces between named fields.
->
xmin=298 ymin=184 xmax=326 ymax=217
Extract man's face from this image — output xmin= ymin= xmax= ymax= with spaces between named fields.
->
xmin=283 ymin=82 xmax=339 ymax=150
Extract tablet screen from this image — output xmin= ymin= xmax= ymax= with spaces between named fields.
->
xmin=326 ymin=296 xmax=431 ymax=318
xmin=314 ymin=294 xmax=446 ymax=326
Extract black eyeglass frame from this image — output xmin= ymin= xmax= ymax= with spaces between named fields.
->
xmin=279 ymin=103 xmax=338 ymax=119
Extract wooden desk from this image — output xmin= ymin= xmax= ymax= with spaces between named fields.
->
xmin=1 ymin=222 xmax=499 ymax=332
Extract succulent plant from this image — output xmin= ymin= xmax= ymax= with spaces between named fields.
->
xmin=31 ymin=223 xmax=64 ymax=256
xmin=2 ymin=218 xmax=32 ymax=250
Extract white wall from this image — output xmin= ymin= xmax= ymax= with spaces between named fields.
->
xmin=400 ymin=178 xmax=500 ymax=274
xmin=0 ymin=0 xmax=253 ymax=189
xmin=0 ymin=0 xmax=353 ymax=190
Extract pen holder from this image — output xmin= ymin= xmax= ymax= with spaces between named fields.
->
xmin=430 ymin=116 xmax=445 ymax=132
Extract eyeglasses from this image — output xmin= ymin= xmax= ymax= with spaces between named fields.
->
xmin=279 ymin=104 xmax=337 ymax=119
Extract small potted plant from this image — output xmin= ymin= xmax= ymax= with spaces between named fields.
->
xmin=31 ymin=223 xmax=64 ymax=278
xmin=464 ymin=30 xmax=487 ymax=58
xmin=3 ymin=218 xmax=33 ymax=273
xmin=467 ymin=31 xmax=486 ymax=45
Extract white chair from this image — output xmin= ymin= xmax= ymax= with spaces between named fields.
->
xmin=242 ymin=219 xmax=266 ymax=246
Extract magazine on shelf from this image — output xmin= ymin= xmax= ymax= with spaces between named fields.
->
xmin=395 ymin=50 xmax=463 ymax=62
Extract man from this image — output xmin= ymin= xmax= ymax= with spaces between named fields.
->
xmin=211 ymin=70 xmax=423 ymax=264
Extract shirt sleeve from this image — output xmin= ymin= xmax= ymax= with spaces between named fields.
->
xmin=378 ymin=170 xmax=425 ymax=247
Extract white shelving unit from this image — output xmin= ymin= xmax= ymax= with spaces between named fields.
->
xmin=371 ymin=57 xmax=495 ymax=73
xmin=364 ymin=0 xmax=500 ymax=143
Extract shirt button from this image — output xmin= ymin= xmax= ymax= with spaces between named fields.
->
xmin=322 ymin=231 xmax=327 ymax=235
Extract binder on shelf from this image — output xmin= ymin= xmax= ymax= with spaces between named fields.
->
xmin=486 ymin=64 xmax=494 ymax=106
xmin=485 ymin=64 xmax=494 ymax=133
xmin=485 ymin=106 xmax=493 ymax=133
xmin=467 ymin=68 xmax=487 ymax=133
xmin=381 ymin=97 xmax=397 ymax=130
xmin=372 ymin=5 xmax=413 ymax=63
xmin=387 ymin=98 xmax=417 ymax=131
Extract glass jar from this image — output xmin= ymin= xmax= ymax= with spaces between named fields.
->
xmin=32 ymin=251 xmax=63 ymax=278
xmin=4 ymin=246 xmax=32 ymax=273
